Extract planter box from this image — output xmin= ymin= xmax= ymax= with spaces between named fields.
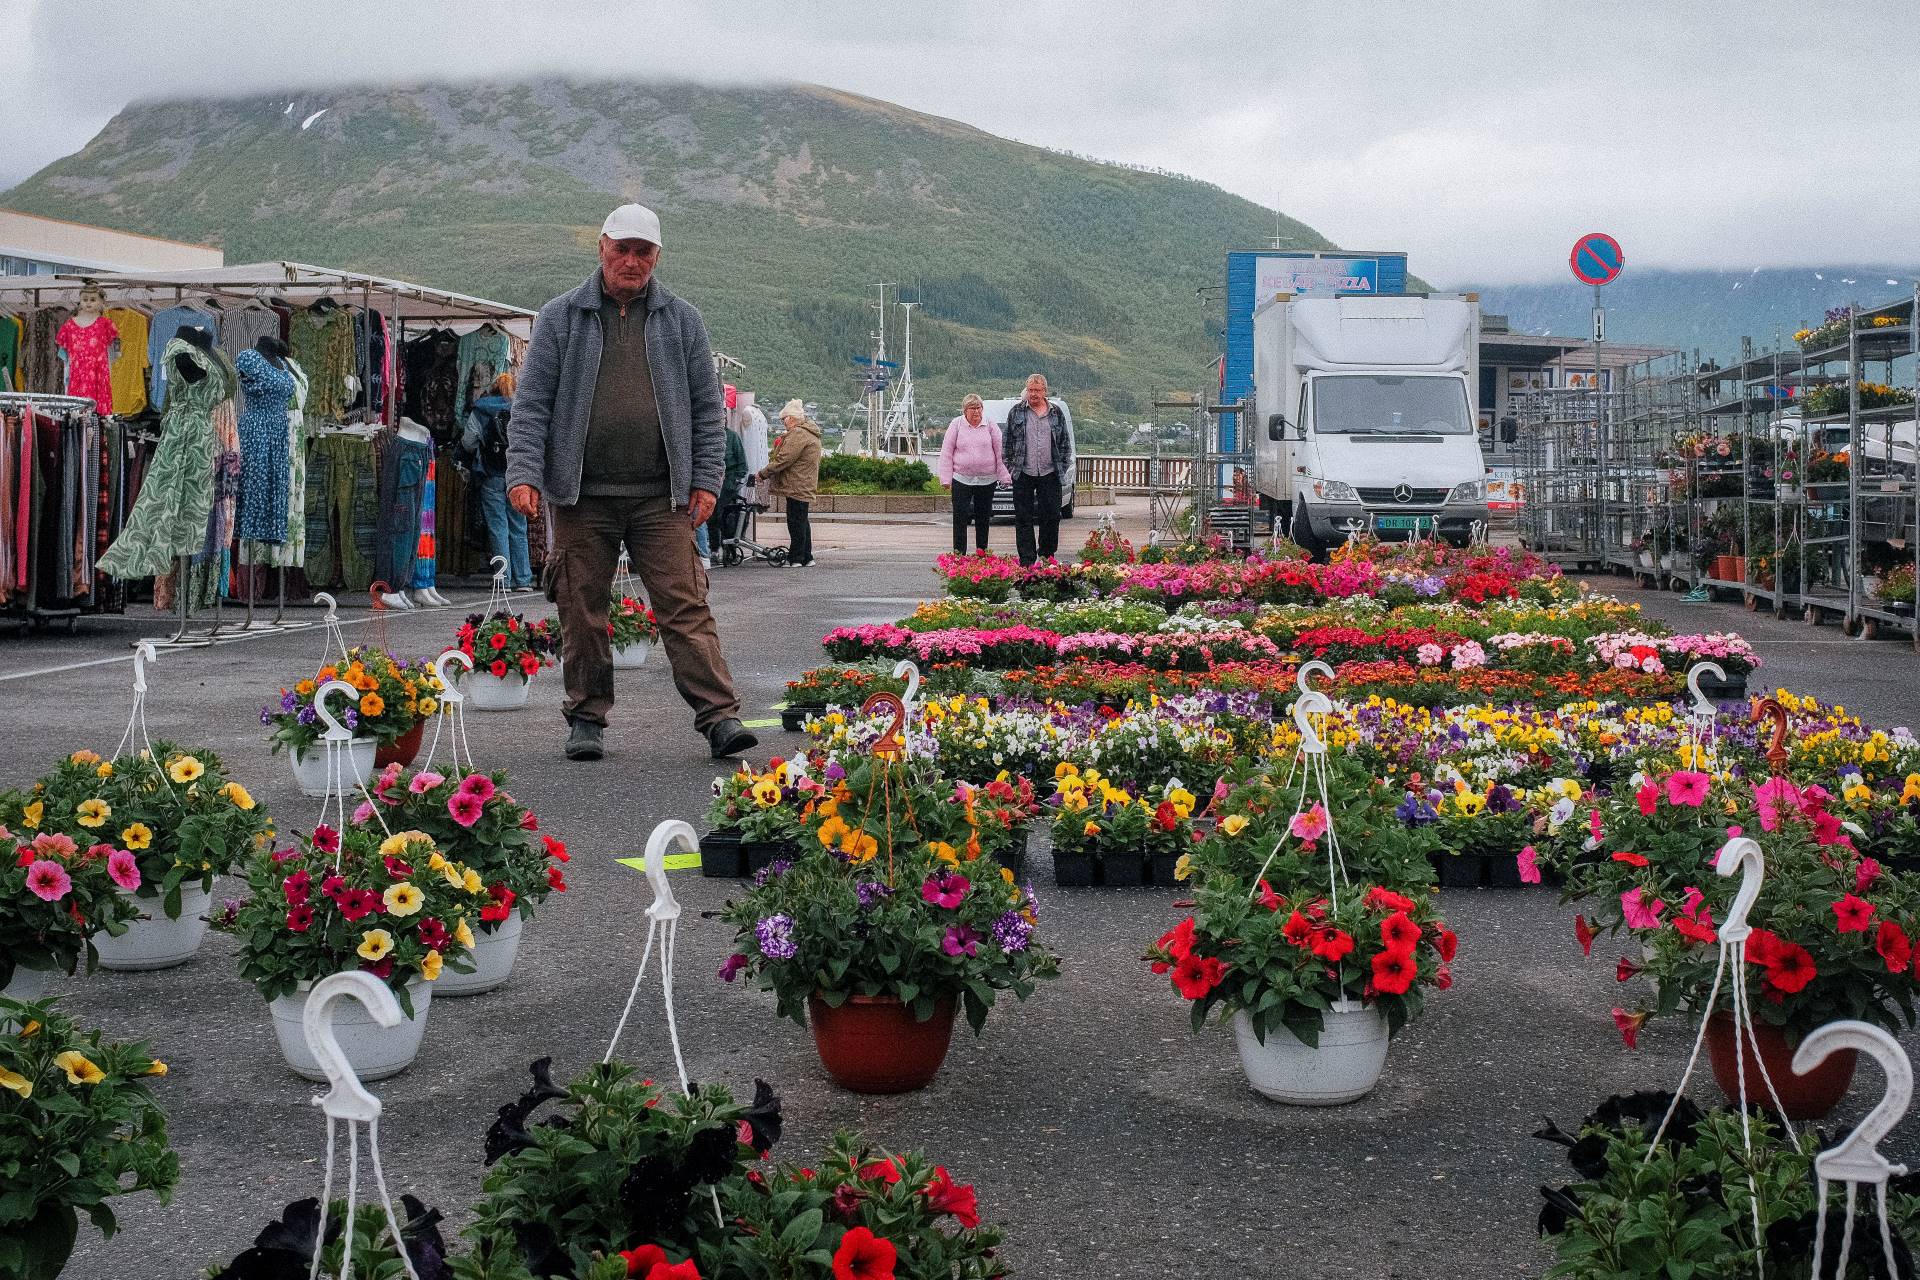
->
xmin=1485 ymin=851 xmax=1529 ymax=890
xmin=1052 ymin=851 xmax=1095 ymax=888
xmin=1101 ymin=850 xmax=1147 ymax=888
xmin=700 ymin=830 xmax=746 ymax=879
xmin=1695 ymin=672 xmax=1747 ymax=702
xmin=989 ymin=828 xmax=1028 ymax=882
xmin=1149 ymin=851 xmax=1184 ymax=886
xmin=1432 ymin=850 xmax=1487 ymax=889
xmin=781 ymin=706 xmax=814 ymax=733
xmin=745 ymin=839 xmax=800 ymax=876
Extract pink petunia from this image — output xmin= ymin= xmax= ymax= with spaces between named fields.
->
xmin=1858 ymin=858 xmax=1883 ymax=894
xmin=106 ymin=849 xmax=141 ymax=891
xmin=1516 ymin=845 xmax=1542 ymax=885
xmin=351 ymin=801 xmax=375 ymax=824
xmin=1611 ymin=1007 xmax=1647 ymax=1050
xmin=1588 ymin=808 xmax=1604 ymax=844
xmin=457 ymin=773 xmax=496 ymax=804
xmin=1621 ymin=887 xmax=1666 ymax=931
xmin=408 ymin=770 xmax=446 ymax=795
xmin=920 ymin=872 xmax=970 ymax=909
xmin=1664 ymin=771 xmax=1712 ymax=808
xmin=312 ymin=823 xmax=341 ymax=854
xmin=447 ymin=791 xmax=485 ymax=828
xmin=31 ymin=832 xmax=77 ymax=858
xmin=25 ymin=859 xmax=71 ymax=901
xmin=1289 ymin=803 xmax=1329 ymax=844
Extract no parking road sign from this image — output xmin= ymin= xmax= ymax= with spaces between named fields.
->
xmin=1570 ymin=232 xmax=1624 ymax=286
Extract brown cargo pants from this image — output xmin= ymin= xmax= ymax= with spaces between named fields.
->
xmin=545 ymin=495 xmax=741 ymax=732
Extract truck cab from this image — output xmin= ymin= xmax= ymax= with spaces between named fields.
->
xmin=1251 ymin=295 xmax=1489 ymax=552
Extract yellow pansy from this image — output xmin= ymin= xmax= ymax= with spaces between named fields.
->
xmin=219 ymin=781 xmax=255 ymax=810
xmin=418 ymin=698 xmax=438 ymax=717
xmin=356 ymin=929 xmax=394 ymax=961
xmin=1220 ymin=814 xmax=1249 ymax=837
xmin=1902 ymin=774 xmax=1920 ymax=805
xmin=418 ymin=949 xmax=443 ymax=981
xmin=816 ymin=815 xmax=849 ymax=847
xmin=144 ymin=1060 xmax=168 ymax=1077
xmin=1054 ymin=762 xmax=1079 ymax=779
xmin=843 ymin=830 xmax=879 ymax=863
xmin=120 ymin=823 xmax=153 ymax=850
xmin=53 ymin=1051 xmax=104 ymax=1085
xmin=1173 ymin=853 xmax=1193 ymax=882
xmin=383 ymin=883 xmax=424 ymax=916
xmin=1000 ymin=866 xmax=1015 ymax=884
xmin=0 ymin=1066 xmax=29 ymax=1097
xmin=453 ymin=917 xmax=476 ymax=949
xmin=167 ymin=755 xmax=205 ymax=784
xmin=21 ymin=800 xmax=43 ymax=829
xmin=75 ymin=798 xmax=111 ymax=828
xmin=1082 ymin=820 xmax=1102 ymax=837
xmin=751 ymin=778 xmax=782 ymax=807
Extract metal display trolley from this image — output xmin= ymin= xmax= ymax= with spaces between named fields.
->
xmin=1515 ymin=386 xmax=1613 ymax=570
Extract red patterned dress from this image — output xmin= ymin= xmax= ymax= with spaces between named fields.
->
xmin=56 ymin=314 xmax=120 ymax=413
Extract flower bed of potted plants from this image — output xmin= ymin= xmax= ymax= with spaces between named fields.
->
xmin=1145 ymin=757 xmax=1452 ymax=1105
xmin=703 ymin=759 xmax=813 ymax=878
xmin=263 ymin=647 xmax=442 ymax=792
xmin=609 ymin=592 xmax=660 ymax=669
xmin=718 ymin=750 xmax=1059 ymax=1093
xmin=0 ymin=997 xmax=177 ymax=1280
xmin=220 ymin=824 xmax=484 ymax=1080
xmin=454 ymin=610 xmax=558 ymax=711
xmin=13 ymin=744 xmax=273 ymax=971
xmin=355 ymin=763 xmax=564 ymax=996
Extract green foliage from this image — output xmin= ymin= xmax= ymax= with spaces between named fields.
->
xmin=817 ymin=454 xmax=933 ymax=493
xmin=0 ymin=998 xmax=177 ymax=1280
xmin=0 ymin=80 xmax=1351 ymax=417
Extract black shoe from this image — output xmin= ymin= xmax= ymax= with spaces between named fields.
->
xmin=565 ymin=719 xmax=605 ymax=761
xmin=707 ymin=718 xmax=758 ymax=759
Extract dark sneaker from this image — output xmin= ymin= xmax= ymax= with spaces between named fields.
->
xmin=707 ymin=718 xmax=758 ymax=759
xmin=565 ymin=719 xmax=605 ymax=761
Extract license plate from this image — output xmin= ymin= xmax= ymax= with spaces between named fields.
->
xmin=1374 ymin=515 xmax=1426 ymax=530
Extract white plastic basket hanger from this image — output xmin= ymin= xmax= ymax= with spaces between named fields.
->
xmin=416 ymin=650 xmax=477 ymax=777
xmin=1682 ymin=660 xmax=1726 ymax=774
xmin=301 ymin=972 xmax=422 ymax=1280
xmin=1795 ymin=1022 xmax=1912 ymax=1278
xmin=482 ymin=555 xmax=511 ymax=619
xmin=313 ymin=593 xmax=353 ymax=667
xmin=310 ymin=680 xmax=392 ymax=844
xmin=111 ymin=641 xmax=161 ymax=763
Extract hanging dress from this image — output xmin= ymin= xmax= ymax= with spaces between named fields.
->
xmin=241 ymin=360 xmax=309 ymax=569
xmin=56 ymin=315 xmax=119 ymax=413
xmin=97 ymin=339 xmax=224 ymax=579
xmin=233 ymin=348 xmax=296 ymax=546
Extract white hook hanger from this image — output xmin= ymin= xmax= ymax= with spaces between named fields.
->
xmin=420 ymin=650 xmax=475 ymax=774
xmin=313 ymin=592 xmax=350 ymax=664
xmin=892 ymin=658 xmax=922 ymax=709
xmin=1688 ymin=660 xmax=1727 ymax=719
xmin=132 ymin=639 xmax=157 ymax=695
xmin=312 ymin=679 xmax=370 ymax=843
xmin=1292 ymin=689 xmax=1332 ymax=756
xmin=1295 ymin=659 xmax=1334 ymax=698
xmin=1794 ymin=1020 xmax=1911 ymax=1277
xmin=113 ymin=641 xmax=161 ymax=763
xmin=314 ymin=679 xmax=360 ymax=743
xmin=605 ymin=820 xmax=696 ymax=1083
xmin=300 ymin=972 xmax=421 ymax=1280
xmin=1714 ymin=836 xmax=1765 ymax=944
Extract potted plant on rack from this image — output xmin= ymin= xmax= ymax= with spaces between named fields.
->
xmin=608 ymin=593 xmax=659 ymax=670
xmin=0 ymin=997 xmax=178 ymax=1280
xmin=1145 ymin=757 xmax=1454 ymax=1105
xmin=0 ymin=803 xmax=141 ymax=1000
xmin=357 ymin=763 xmax=564 ymax=996
xmin=22 ymin=745 xmax=274 ymax=972
xmin=263 ymin=648 xmax=441 ymax=793
xmin=1877 ymin=563 xmax=1916 ymax=615
xmin=718 ymin=749 xmax=1060 ymax=1093
xmin=454 ymin=611 xmax=557 ymax=711
xmin=220 ymin=824 xmax=481 ymax=1081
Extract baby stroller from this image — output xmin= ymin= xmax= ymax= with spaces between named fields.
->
xmin=718 ymin=478 xmax=788 ymax=567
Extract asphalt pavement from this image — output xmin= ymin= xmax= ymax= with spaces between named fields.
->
xmin=8 ymin=523 xmax=1920 ymax=1279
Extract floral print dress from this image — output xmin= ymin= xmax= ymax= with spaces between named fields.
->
xmin=97 ymin=339 xmax=226 ymax=579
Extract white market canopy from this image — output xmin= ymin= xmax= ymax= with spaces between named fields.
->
xmin=0 ymin=260 xmax=533 ymax=334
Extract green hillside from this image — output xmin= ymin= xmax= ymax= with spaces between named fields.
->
xmin=2 ymin=79 xmax=1341 ymax=423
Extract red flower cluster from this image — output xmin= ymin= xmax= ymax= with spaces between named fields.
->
xmin=1745 ymin=928 xmax=1818 ymax=994
xmin=481 ymin=883 xmax=517 ymax=924
xmin=618 ymin=1244 xmax=701 ymax=1279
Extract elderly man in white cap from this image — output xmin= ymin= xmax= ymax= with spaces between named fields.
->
xmin=506 ymin=203 xmax=756 ymax=762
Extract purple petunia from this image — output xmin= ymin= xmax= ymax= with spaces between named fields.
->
xmin=296 ymin=705 xmax=318 ymax=726
xmin=992 ymin=911 xmax=1033 ymax=953
xmin=855 ymin=879 xmax=892 ymax=908
xmin=280 ymin=690 xmax=299 ymax=712
xmin=260 ymin=706 xmax=273 ymax=725
xmin=753 ymin=859 xmax=793 ymax=886
xmin=941 ymin=924 xmax=981 ymax=958
xmin=718 ymin=953 xmax=749 ymax=982
xmin=755 ymin=913 xmax=798 ymax=960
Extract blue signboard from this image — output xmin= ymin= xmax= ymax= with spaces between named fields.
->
xmin=1220 ymin=250 xmax=1409 ymax=448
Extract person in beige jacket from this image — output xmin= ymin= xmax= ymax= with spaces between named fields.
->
xmin=758 ymin=398 xmax=822 ymax=567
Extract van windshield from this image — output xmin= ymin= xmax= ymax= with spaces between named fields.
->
xmin=1313 ymin=376 xmax=1471 ymax=435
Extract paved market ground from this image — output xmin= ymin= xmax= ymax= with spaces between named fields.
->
xmin=10 ymin=501 xmax=1920 ymax=1279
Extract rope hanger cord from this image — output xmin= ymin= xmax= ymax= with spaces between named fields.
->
xmin=418 ymin=650 xmax=477 ymax=777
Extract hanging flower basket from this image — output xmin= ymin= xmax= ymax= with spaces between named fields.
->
xmin=808 ymin=992 xmax=957 ymax=1094
xmin=1231 ymin=1000 xmax=1389 ymax=1105
xmin=271 ymin=977 xmax=434 ymax=1082
xmin=289 ymin=739 xmax=377 ymax=796
xmin=612 ymin=639 xmax=653 ymax=670
xmin=0 ymin=964 xmax=60 ymax=1003
xmin=465 ymin=670 xmax=534 ymax=712
xmin=92 ymin=884 xmax=213 ymax=972
xmin=434 ymin=911 xmax=524 ymax=997
xmin=1703 ymin=1012 xmax=1855 ymax=1121
xmin=373 ymin=720 xmax=426 ymax=769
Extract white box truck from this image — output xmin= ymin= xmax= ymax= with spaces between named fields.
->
xmin=1250 ymin=294 xmax=1489 ymax=552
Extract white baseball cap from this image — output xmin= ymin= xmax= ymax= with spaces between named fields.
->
xmin=601 ymin=203 xmax=662 ymax=246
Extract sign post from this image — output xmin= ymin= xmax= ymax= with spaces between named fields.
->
xmin=1570 ymin=233 xmax=1623 ymax=566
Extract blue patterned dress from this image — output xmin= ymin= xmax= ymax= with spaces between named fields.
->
xmin=234 ymin=347 xmax=296 ymax=543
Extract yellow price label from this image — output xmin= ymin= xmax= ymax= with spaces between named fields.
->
xmin=615 ymin=853 xmax=703 ymax=873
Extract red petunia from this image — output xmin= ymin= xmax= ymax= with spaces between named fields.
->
xmin=832 ymin=1226 xmax=897 ymax=1280
xmin=338 ymin=889 xmax=379 ymax=922
xmin=925 ymin=1165 xmax=981 ymax=1228
xmin=1673 ymin=915 xmax=1717 ymax=945
xmin=1309 ymin=928 xmax=1355 ymax=962
xmin=1877 ymin=921 xmax=1912 ymax=973
xmin=1611 ymin=1007 xmax=1647 ymax=1049
xmin=489 ymin=632 xmax=509 ymax=650
xmin=1574 ymin=915 xmax=1598 ymax=957
xmin=1280 ymin=911 xmax=1313 ymax=946
xmin=1370 ymin=946 xmax=1417 ymax=995
xmin=490 ymin=659 xmax=510 ymax=678
xmin=1763 ymin=941 xmax=1818 ymax=994
xmin=1171 ymin=951 xmax=1226 ymax=1000
xmin=547 ymin=865 xmax=567 ymax=891
xmin=621 ymin=1246 xmax=667 ymax=1277
xmin=1635 ymin=783 xmax=1658 ymax=817
xmin=543 ymin=835 xmax=570 ymax=863
xmin=519 ymin=653 xmax=541 ymax=675
xmin=1379 ymin=911 xmax=1421 ymax=951
xmin=1256 ymin=879 xmax=1282 ymax=911
xmin=1432 ymin=924 xmax=1458 ymax=964
xmin=1615 ymin=955 xmax=1640 ymax=982
xmin=1610 ymin=851 xmax=1650 ymax=868
xmin=361 ymin=957 xmax=395 ymax=980
xmin=855 ymin=1158 xmax=903 ymax=1185
xmin=286 ymin=903 xmax=314 ymax=933
xmin=1832 ymin=895 xmax=1875 ymax=934
xmin=1363 ymin=885 xmax=1417 ymax=914
xmin=644 ymin=1263 xmax=700 ymax=1280
xmin=1745 ymin=927 xmax=1783 ymax=967
xmin=1435 ymin=964 xmax=1453 ymax=991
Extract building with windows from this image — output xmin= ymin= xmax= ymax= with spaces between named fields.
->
xmin=0 ymin=208 xmax=223 ymax=276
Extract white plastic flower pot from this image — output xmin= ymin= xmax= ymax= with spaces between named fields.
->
xmin=435 ymin=912 xmax=523 ymax=997
xmin=1 ymin=963 xmax=60 ymax=1004
xmin=1231 ymin=1000 xmax=1389 ymax=1106
xmin=271 ymin=977 xmax=432 ymax=1082
xmin=612 ymin=639 xmax=654 ymax=670
xmin=289 ymin=739 xmax=377 ymax=797
xmin=465 ymin=670 xmax=533 ymax=711
xmin=93 ymin=884 xmax=213 ymax=971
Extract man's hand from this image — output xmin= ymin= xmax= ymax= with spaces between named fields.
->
xmin=509 ymin=484 xmax=541 ymax=518
xmin=688 ymin=489 xmax=717 ymax=527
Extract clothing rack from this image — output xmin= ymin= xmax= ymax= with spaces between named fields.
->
xmin=0 ymin=392 xmax=123 ymax=631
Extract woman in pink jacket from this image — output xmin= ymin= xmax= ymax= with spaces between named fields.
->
xmin=936 ymin=393 xmax=1012 ymax=555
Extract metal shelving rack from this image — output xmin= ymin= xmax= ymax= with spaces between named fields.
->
xmin=1616 ymin=354 xmax=1696 ymax=590
xmin=1516 ymin=387 xmax=1610 ymax=568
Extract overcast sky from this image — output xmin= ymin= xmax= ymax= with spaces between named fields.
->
xmin=4 ymin=0 xmax=1916 ymax=285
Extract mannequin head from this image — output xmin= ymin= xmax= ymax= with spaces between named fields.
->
xmin=76 ymin=286 xmax=105 ymax=322
xmin=254 ymin=335 xmax=290 ymax=366
xmin=178 ymin=325 xmax=214 ymax=352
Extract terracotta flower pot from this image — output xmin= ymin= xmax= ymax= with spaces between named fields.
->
xmin=374 ymin=721 xmax=425 ymax=770
xmin=807 ymin=992 xmax=956 ymax=1094
xmin=1704 ymin=1012 xmax=1855 ymax=1120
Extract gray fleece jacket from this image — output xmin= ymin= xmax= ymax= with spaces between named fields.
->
xmin=506 ymin=271 xmax=725 ymax=508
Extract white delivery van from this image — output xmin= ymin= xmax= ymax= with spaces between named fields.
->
xmin=1250 ymin=294 xmax=1489 ymax=552
xmin=982 ymin=396 xmax=1077 ymax=521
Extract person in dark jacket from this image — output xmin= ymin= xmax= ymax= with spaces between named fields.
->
xmin=717 ymin=416 xmax=749 ymax=551
xmin=1000 ymin=373 xmax=1073 ymax=565
xmin=461 ymin=372 xmax=534 ymax=589
xmin=506 ymin=202 xmax=756 ymax=763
